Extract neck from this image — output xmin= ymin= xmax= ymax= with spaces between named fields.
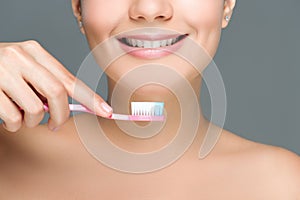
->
xmin=99 ymin=75 xmax=209 ymax=155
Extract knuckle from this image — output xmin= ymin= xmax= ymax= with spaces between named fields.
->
xmin=48 ymin=84 xmax=66 ymax=98
xmin=22 ymin=40 xmax=41 ymax=49
xmin=1 ymin=45 xmax=22 ymax=58
xmin=3 ymin=125 xmax=19 ymax=133
xmin=24 ymin=113 xmax=44 ymax=129
xmin=64 ymin=74 xmax=77 ymax=91
xmin=5 ymin=113 xmax=22 ymax=126
xmin=27 ymin=103 xmax=44 ymax=116
xmin=25 ymin=120 xmax=41 ymax=128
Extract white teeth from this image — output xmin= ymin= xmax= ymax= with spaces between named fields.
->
xmin=144 ymin=41 xmax=152 ymax=48
xmin=161 ymin=40 xmax=167 ymax=47
xmin=152 ymin=41 xmax=161 ymax=48
xmin=137 ymin=40 xmax=143 ymax=48
xmin=123 ymin=36 xmax=182 ymax=48
xmin=131 ymin=39 xmax=137 ymax=47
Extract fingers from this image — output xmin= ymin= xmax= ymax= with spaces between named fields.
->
xmin=0 ymin=40 xmax=112 ymax=133
xmin=0 ymin=90 xmax=23 ymax=132
xmin=1 ymin=77 xmax=45 ymax=129
xmin=0 ymin=43 xmax=68 ymax=131
xmin=31 ymin=79 xmax=70 ymax=131
xmin=67 ymin=79 xmax=113 ymax=117
xmin=16 ymin=53 xmax=70 ymax=131
xmin=21 ymin=40 xmax=113 ymax=117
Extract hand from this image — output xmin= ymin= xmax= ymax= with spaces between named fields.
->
xmin=0 ymin=40 xmax=112 ymax=132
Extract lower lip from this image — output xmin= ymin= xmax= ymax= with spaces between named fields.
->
xmin=118 ymin=37 xmax=186 ymax=59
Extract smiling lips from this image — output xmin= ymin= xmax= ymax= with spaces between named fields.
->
xmin=117 ymin=34 xmax=188 ymax=59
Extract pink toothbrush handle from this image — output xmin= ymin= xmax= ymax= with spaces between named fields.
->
xmin=41 ymin=104 xmax=164 ymax=122
xmin=40 ymin=103 xmax=97 ymax=114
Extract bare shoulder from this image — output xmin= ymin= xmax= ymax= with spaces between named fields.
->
xmin=257 ymin=143 xmax=300 ymax=198
xmin=0 ymin=115 xmax=79 ymax=159
xmin=219 ymin=129 xmax=300 ymax=198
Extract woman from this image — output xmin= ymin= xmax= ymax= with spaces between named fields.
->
xmin=0 ymin=0 xmax=299 ymax=199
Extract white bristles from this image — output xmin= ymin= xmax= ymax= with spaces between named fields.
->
xmin=131 ymin=102 xmax=164 ymax=116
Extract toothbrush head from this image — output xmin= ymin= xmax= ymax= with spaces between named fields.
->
xmin=131 ymin=102 xmax=164 ymax=116
xmin=108 ymin=102 xmax=165 ymax=121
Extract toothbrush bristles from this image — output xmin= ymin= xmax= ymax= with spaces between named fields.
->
xmin=131 ymin=102 xmax=164 ymax=116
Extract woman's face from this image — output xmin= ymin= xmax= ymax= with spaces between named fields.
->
xmin=72 ymin=0 xmax=235 ymax=82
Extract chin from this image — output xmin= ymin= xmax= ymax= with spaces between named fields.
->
xmin=130 ymin=84 xmax=174 ymax=100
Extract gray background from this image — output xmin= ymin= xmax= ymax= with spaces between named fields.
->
xmin=0 ymin=0 xmax=299 ymax=154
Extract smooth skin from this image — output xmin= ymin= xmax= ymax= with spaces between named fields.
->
xmin=0 ymin=0 xmax=300 ymax=199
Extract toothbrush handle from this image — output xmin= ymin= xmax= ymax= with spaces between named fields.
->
xmin=68 ymin=104 xmax=95 ymax=114
xmin=42 ymin=104 xmax=164 ymax=122
xmin=42 ymin=103 xmax=95 ymax=114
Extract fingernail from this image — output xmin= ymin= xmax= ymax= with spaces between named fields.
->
xmin=49 ymin=125 xmax=60 ymax=132
xmin=51 ymin=126 xmax=60 ymax=132
xmin=101 ymin=102 xmax=113 ymax=113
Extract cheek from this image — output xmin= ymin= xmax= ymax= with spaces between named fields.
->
xmin=82 ymin=0 xmax=128 ymax=46
xmin=177 ymin=0 xmax=224 ymax=56
xmin=179 ymin=0 xmax=223 ymax=28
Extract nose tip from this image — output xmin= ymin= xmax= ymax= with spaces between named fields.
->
xmin=129 ymin=0 xmax=173 ymax=23
xmin=133 ymin=15 xmax=172 ymax=23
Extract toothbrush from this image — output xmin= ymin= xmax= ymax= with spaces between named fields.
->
xmin=40 ymin=102 xmax=165 ymax=122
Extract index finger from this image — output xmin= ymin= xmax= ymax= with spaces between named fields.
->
xmin=69 ymin=78 xmax=113 ymax=117
xmin=21 ymin=41 xmax=113 ymax=117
